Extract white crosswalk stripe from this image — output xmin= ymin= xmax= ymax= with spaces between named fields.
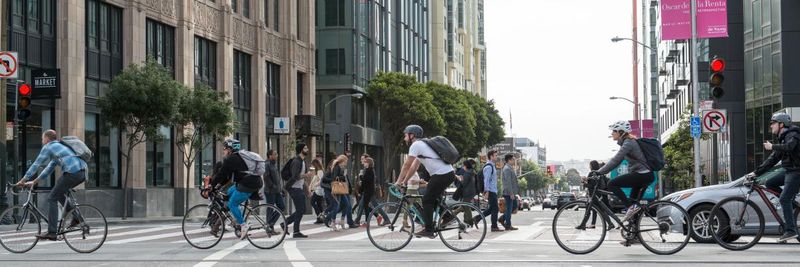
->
xmin=494 ymin=222 xmax=547 ymax=241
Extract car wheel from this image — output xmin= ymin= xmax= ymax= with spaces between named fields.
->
xmin=690 ymin=204 xmax=727 ymax=243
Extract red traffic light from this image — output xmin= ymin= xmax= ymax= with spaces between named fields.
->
xmin=19 ymin=84 xmax=31 ymax=96
xmin=710 ymin=58 xmax=725 ymax=73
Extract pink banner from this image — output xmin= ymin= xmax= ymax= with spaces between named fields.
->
xmin=629 ymin=119 xmax=655 ymax=139
xmin=661 ymin=0 xmax=728 ymax=40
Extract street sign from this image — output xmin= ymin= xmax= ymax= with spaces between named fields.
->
xmin=700 ymin=100 xmax=714 ymax=111
xmin=5 ymin=122 xmax=13 ymax=141
xmin=31 ymin=69 xmax=61 ymax=99
xmin=702 ymin=109 xmax=727 ymax=133
xmin=274 ymin=117 xmax=290 ymax=134
xmin=690 ymin=116 xmax=701 ymax=138
xmin=0 ymin=51 xmax=19 ymax=78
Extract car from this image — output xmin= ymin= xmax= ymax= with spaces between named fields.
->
xmin=556 ymin=193 xmax=577 ymax=209
xmin=521 ymin=198 xmax=532 ymax=211
xmin=664 ymin=167 xmax=800 ymax=243
xmin=542 ymin=196 xmax=554 ymax=210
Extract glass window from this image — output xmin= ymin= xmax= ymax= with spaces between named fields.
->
xmin=146 ymin=126 xmax=173 ymax=187
xmin=85 ymin=113 xmax=121 ymax=188
xmin=296 ymin=0 xmax=302 ymax=38
xmin=27 ymin=0 xmax=40 ymax=33
xmin=146 ymin=19 xmax=175 ymax=75
xmin=325 ymin=48 xmax=345 ymax=75
xmin=194 ymin=36 xmax=217 ymax=89
xmin=196 ymin=134 xmax=217 ymax=185
xmin=325 ymin=0 xmax=345 ymax=26
xmin=266 ymin=61 xmax=281 ymax=118
xmin=274 ymin=0 xmax=279 ymax=32
xmin=86 ymin=0 xmax=123 ymax=81
xmin=264 ymin=0 xmax=269 ymax=26
xmin=231 ymin=0 xmax=237 ymax=13
xmin=12 ymin=0 xmax=24 ymax=28
xmin=234 ymin=50 xmax=252 ymax=140
xmin=243 ymin=0 xmax=249 ymax=18
xmin=297 ymin=72 xmax=305 ymax=114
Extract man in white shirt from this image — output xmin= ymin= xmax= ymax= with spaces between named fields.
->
xmin=394 ymin=125 xmax=457 ymax=238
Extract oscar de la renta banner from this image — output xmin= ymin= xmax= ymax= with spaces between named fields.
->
xmin=661 ymin=0 xmax=728 ymax=40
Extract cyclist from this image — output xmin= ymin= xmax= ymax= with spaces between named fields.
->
xmin=15 ymin=130 xmax=87 ymax=241
xmin=210 ymin=139 xmax=264 ymax=239
xmin=394 ymin=125 xmax=458 ymax=238
xmin=594 ymin=121 xmax=653 ymax=223
xmin=749 ymin=113 xmax=800 ymax=242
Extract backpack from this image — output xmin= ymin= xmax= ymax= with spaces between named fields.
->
xmin=60 ymin=136 xmax=93 ymax=162
xmin=280 ymin=157 xmax=297 ymax=181
xmin=236 ymin=150 xmax=266 ymax=176
xmin=475 ymin=163 xmax=493 ymax=193
xmin=419 ymin=136 xmax=461 ymax=164
xmin=636 ymin=138 xmax=665 ymax=171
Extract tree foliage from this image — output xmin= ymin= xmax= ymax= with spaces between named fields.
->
xmin=99 ymin=59 xmax=184 ymax=218
xmin=426 ymin=82 xmax=476 ymax=157
xmin=662 ymin=106 xmax=708 ymax=191
xmin=519 ymin=159 xmax=554 ymax=194
xmin=565 ymin=168 xmax=582 ymax=187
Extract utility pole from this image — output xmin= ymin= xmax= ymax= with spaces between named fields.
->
xmin=632 ymin=0 xmax=639 ymax=123
xmin=691 ymin=0 xmax=702 ymax=188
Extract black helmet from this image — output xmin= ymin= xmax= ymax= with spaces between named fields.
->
xmin=223 ymin=139 xmax=242 ymax=152
xmin=771 ymin=113 xmax=792 ymax=126
xmin=403 ymin=125 xmax=424 ymax=137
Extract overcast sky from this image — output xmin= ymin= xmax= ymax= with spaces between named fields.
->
xmin=486 ymin=0 xmax=642 ymax=162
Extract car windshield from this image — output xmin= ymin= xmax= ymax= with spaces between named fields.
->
xmin=731 ymin=167 xmax=785 ymax=186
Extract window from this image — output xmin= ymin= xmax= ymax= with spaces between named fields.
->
xmin=231 ymin=0 xmax=237 ymax=13
xmin=196 ymin=134 xmax=217 ymax=185
xmin=146 ymin=126 xmax=174 ymax=187
xmin=194 ymin=36 xmax=217 ymax=89
xmin=146 ymin=19 xmax=175 ymax=75
xmin=274 ymin=0 xmax=279 ymax=32
xmin=9 ymin=0 xmax=57 ymax=68
xmin=296 ymin=0 xmax=302 ymax=38
xmin=85 ymin=113 xmax=121 ymax=188
xmin=266 ymin=61 xmax=281 ymax=126
xmin=325 ymin=49 xmax=345 ymax=75
xmin=28 ymin=0 xmax=40 ymax=33
xmin=297 ymin=72 xmax=305 ymax=114
xmin=234 ymin=50 xmax=252 ymax=140
xmin=325 ymin=0 xmax=345 ymax=26
xmin=86 ymin=0 xmax=123 ymax=87
xmin=242 ymin=0 xmax=249 ymax=18
xmin=263 ymin=0 xmax=269 ymax=26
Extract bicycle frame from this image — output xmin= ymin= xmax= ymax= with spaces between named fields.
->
xmin=739 ymin=179 xmax=793 ymax=231
xmin=387 ymin=187 xmax=471 ymax=233
xmin=8 ymin=185 xmax=83 ymax=236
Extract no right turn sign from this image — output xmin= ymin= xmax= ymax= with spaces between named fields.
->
xmin=0 ymin=51 xmax=19 ymax=79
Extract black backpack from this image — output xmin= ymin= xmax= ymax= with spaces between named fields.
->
xmin=419 ymin=136 xmax=461 ymax=164
xmin=636 ymin=138 xmax=665 ymax=171
xmin=475 ymin=163 xmax=493 ymax=193
xmin=280 ymin=157 xmax=297 ymax=181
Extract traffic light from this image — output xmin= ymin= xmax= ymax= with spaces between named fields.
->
xmin=709 ymin=57 xmax=725 ymax=99
xmin=17 ymin=83 xmax=32 ymax=121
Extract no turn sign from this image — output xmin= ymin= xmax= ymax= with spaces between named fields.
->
xmin=0 ymin=52 xmax=19 ymax=79
xmin=702 ymin=109 xmax=727 ymax=133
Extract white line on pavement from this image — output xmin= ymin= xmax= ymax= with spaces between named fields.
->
xmin=193 ymin=240 xmax=249 ymax=267
xmin=326 ymin=227 xmax=375 ymax=241
xmin=494 ymin=222 xmax=545 ymax=241
xmin=106 ymin=228 xmax=206 ymax=244
xmin=283 ymin=241 xmax=313 ymax=267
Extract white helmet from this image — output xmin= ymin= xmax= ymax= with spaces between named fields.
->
xmin=608 ymin=120 xmax=632 ymax=133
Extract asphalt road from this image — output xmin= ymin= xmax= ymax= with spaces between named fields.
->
xmin=2 ymin=205 xmax=800 ymax=267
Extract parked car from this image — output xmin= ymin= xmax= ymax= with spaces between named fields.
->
xmin=664 ymin=167 xmax=800 ymax=243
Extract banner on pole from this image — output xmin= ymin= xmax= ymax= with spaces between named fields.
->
xmin=661 ymin=0 xmax=728 ymax=40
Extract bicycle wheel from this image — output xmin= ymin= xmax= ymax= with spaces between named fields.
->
xmin=709 ymin=196 xmax=764 ymax=251
xmin=552 ymin=201 xmax=606 ymax=254
xmin=366 ymin=202 xmax=415 ymax=252
xmin=183 ymin=204 xmax=225 ymax=249
xmin=0 ymin=206 xmax=40 ymax=253
xmin=246 ymin=204 xmax=287 ymax=249
xmin=636 ymin=201 xmax=690 ymax=255
xmin=63 ymin=204 xmax=107 ymax=253
xmin=439 ymin=203 xmax=486 ymax=252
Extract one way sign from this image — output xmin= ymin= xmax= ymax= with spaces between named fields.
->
xmin=702 ymin=109 xmax=727 ymax=133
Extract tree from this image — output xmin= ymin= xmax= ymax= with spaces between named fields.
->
xmin=99 ymin=59 xmax=184 ymax=219
xmin=367 ymin=72 xmax=446 ymax=177
xmin=517 ymin=178 xmax=528 ymax=196
xmin=426 ymin=82 xmax=476 ymax=156
xmin=462 ymin=91 xmax=490 ymax=157
xmin=484 ymin=100 xmax=506 ymax=146
xmin=662 ymin=106 xmax=708 ymax=192
xmin=565 ymin=168 xmax=582 ymax=187
xmin=173 ymin=84 xmax=235 ymax=213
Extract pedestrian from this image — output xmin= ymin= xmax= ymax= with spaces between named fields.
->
xmin=354 ymin=157 xmax=391 ymax=226
xmin=283 ymin=143 xmax=314 ymax=238
xmin=499 ymin=154 xmax=520 ymax=231
xmin=475 ymin=150 xmax=503 ymax=232
xmin=337 ymin=158 xmax=358 ymax=230
xmin=16 ymin=130 xmax=88 ymax=241
xmin=323 ymin=155 xmax=355 ymax=231
xmin=309 ymin=159 xmax=327 ymax=224
xmin=262 ymin=149 xmax=286 ymax=234
xmin=578 ymin=160 xmax=614 ymax=230
xmin=451 ymin=159 xmax=478 ymax=225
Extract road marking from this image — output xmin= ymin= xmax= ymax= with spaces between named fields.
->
xmin=283 ymin=241 xmax=313 ymax=267
xmin=193 ymin=240 xmax=249 ymax=267
xmin=495 ymin=222 xmax=546 ymax=241
xmin=106 ymin=228 xmax=206 ymax=244
xmin=327 ymin=227 xmax=380 ymax=241
xmin=0 ymin=225 xmax=132 ymax=238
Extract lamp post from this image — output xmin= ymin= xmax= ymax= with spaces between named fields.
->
xmin=610 ymin=96 xmax=644 ymax=137
xmin=612 ymin=36 xmax=659 ymax=140
xmin=321 ymin=93 xmax=363 ymax=162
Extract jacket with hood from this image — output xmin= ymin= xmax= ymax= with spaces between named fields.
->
xmin=596 ymin=137 xmax=650 ymax=175
xmin=755 ymin=125 xmax=800 ymax=175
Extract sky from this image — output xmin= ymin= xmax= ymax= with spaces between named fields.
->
xmin=485 ymin=0 xmax=642 ymax=162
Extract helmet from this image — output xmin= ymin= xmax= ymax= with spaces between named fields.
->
xmin=771 ymin=113 xmax=792 ymax=126
xmin=403 ymin=125 xmax=424 ymax=137
xmin=608 ymin=120 xmax=632 ymax=133
xmin=223 ymin=139 xmax=242 ymax=152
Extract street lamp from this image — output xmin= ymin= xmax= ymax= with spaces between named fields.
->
xmin=610 ymin=96 xmax=644 ymax=137
xmin=612 ymin=36 xmax=661 ymax=141
xmin=611 ymin=36 xmax=656 ymax=51
xmin=321 ymin=93 xmax=363 ymax=161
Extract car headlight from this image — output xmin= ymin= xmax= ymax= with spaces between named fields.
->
xmin=671 ymin=192 xmax=694 ymax=202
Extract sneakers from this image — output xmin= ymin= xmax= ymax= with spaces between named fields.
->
xmin=622 ymin=204 xmax=641 ymax=222
xmin=36 ymin=233 xmax=58 ymax=241
xmin=339 ymin=219 xmax=346 ymax=230
xmin=239 ymin=223 xmax=250 ymax=240
xmin=779 ymin=232 xmax=798 ymax=242
xmin=414 ymin=229 xmax=436 ymax=239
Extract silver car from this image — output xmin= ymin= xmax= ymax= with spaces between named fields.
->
xmin=664 ymin=167 xmax=800 ymax=243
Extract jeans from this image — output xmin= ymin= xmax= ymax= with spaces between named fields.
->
xmin=285 ymin=188 xmax=306 ymax=233
xmin=338 ymin=195 xmax=355 ymax=225
xmin=48 ymin=171 xmax=86 ymax=234
xmin=766 ymin=171 xmax=800 ymax=235
xmin=265 ymin=192 xmax=286 ymax=225
xmin=422 ymin=172 xmax=456 ymax=231
xmin=481 ymin=192 xmax=500 ymax=228
xmin=607 ymin=172 xmax=654 ymax=207
xmin=324 ymin=189 xmax=339 ymax=223
xmin=499 ymin=195 xmax=515 ymax=226
xmin=354 ymin=194 xmax=390 ymax=224
xmin=227 ymin=186 xmax=252 ymax=225
xmin=311 ymin=193 xmax=325 ymax=218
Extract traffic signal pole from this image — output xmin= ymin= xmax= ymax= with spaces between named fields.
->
xmin=691 ymin=0 xmax=703 ymax=188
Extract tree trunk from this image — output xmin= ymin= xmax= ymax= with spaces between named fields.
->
xmin=122 ymin=150 xmax=132 ymax=220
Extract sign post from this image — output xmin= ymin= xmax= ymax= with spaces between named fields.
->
xmin=690 ymin=116 xmax=702 ymax=138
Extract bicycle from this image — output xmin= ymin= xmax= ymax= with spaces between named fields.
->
xmin=365 ymin=183 xmax=487 ymax=252
xmin=552 ymin=175 xmax=691 ymax=255
xmin=0 ymin=182 xmax=107 ymax=253
xmin=708 ymin=174 xmax=800 ymax=250
xmin=182 ymin=187 xmax=287 ymax=249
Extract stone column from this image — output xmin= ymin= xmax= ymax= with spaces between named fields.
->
xmin=123 ymin=1 xmax=149 ymax=218
xmin=56 ymin=0 xmax=87 ymax=139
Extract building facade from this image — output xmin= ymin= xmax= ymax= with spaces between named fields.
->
xmin=1 ymin=0 xmax=316 ymax=217
xmin=315 ymin=0 xmax=430 ymax=177
xmin=430 ymin=0 xmax=486 ymax=97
